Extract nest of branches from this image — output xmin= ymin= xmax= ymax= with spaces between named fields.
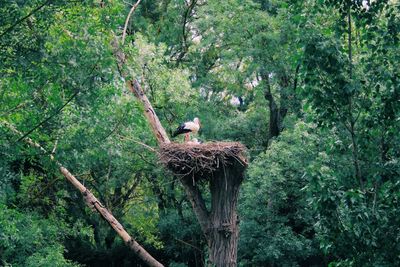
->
xmin=159 ymin=142 xmax=248 ymax=177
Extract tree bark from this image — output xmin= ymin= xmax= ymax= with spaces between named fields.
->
xmin=60 ymin=168 xmax=163 ymax=267
xmin=180 ymin=161 xmax=245 ymax=267
xmin=208 ymin=163 xmax=244 ymax=267
xmin=128 ymin=80 xmax=171 ymax=145
xmin=265 ymin=90 xmax=281 ymax=139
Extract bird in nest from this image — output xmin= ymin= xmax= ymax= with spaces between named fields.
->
xmin=172 ymin=117 xmax=201 ymax=142
xmin=187 ymin=138 xmax=202 ymax=145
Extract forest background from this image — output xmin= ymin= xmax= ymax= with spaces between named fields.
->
xmin=0 ymin=0 xmax=399 ymax=266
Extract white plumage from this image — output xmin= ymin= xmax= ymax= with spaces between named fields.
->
xmin=182 ymin=120 xmax=200 ymax=133
xmin=187 ymin=138 xmax=202 ymax=145
xmin=173 ymin=117 xmax=201 ymax=141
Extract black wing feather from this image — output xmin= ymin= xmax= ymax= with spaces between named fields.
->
xmin=172 ymin=123 xmax=192 ymax=137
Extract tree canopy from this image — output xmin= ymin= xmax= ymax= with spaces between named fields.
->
xmin=1 ymin=0 xmax=399 ymax=266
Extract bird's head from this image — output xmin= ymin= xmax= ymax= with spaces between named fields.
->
xmin=193 ymin=117 xmax=200 ymax=127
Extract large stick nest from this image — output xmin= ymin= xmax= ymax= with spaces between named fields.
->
xmin=159 ymin=142 xmax=248 ymax=177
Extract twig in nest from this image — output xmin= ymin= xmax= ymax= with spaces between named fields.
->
xmin=159 ymin=142 xmax=247 ymax=178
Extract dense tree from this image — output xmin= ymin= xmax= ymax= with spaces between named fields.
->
xmin=1 ymin=0 xmax=399 ymax=266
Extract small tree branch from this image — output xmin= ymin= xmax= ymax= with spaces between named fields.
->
xmin=51 ymin=135 xmax=59 ymax=154
xmin=0 ymin=0 xmax=51 ymax=39
xmin=16 ymin=89 xmax=80 ymax=143
xmin=16 ymin=62 xmax=98 ymax=143
xmin=118 ymin=135 xmax=157 ymax=152
xmin=175 ymin=237 xmax=203 ymax=252
xmin=180 ymin=178 xmax=211 ymax=242
xmin=112 ymin=175 xmax=142 ymax=209
xmin=293 ymin=63 xmax=300 ymax=91
xmin=175 ymin=0 xmax=197 ymax=64
xmin=122 ymin=0 xmax=142 ymax=45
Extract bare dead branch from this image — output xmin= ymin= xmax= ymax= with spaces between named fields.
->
xmin=122 ymin=0 xmax=142 ymax=45
xmin=0 ymin=120 xmax=164 ymax=267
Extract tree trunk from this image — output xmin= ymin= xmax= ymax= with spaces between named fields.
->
xmin=262 ymin=72 xmax=286 ymax=140
xmin=208 ymin=163 xmax=243 ymax=267
xmin=128 ymin=76 xmax=247 ymax=266
xmin=178 ymin=157 xmax=245 ymax=267
xmin=266 ymin=92 xmax=281 ymax=139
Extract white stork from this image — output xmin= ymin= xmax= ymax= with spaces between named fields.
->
xmin=172 ymin=118 xmax=201 ymax=142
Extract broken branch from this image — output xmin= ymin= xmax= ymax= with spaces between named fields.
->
xmin=0 ymin=120 xmax=164 ymax=267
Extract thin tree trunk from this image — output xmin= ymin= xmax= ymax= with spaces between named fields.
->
xmin=2 ymin=121 xmax=164 ymax=267
xmin=180 ymin=178 xmax=211 ymax=239
xmin=122 ymin=0 xmax=142 ymax=44
xmin=347 ymin=5 xmax=363 ymax=190
xmin=261 ymin=72 xmax=285 ymax=140
xmin=350 ymin=121 xmax=363 ymax=190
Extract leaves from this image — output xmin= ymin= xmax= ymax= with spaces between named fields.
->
xmin=1 ymin=0 xmax=399 ymax=266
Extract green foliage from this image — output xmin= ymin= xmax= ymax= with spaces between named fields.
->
xmin=158 ymin=208 xmax=205 ymax=266
xmin=239 ymin=122 xmax=322 ymax=266
xmin=0 ymin=204 xmax=84 ymax=266
xmin=300 ymin=2 xmax=400 ymax=265
xmin=124 ymin=185 xmax=163 ymax=249
xmin=23 ymin=245 xmax=81 ymax=267
xmin=306 ymin=150 xmax=400 ymax=266
xmin=1 ymin=0 xmax=399 ymax=266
